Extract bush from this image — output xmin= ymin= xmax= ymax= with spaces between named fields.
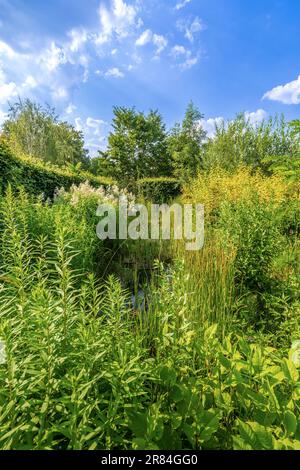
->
xmin=0 ymin=139 xmax=113 ymax=199
xmin=183 ymin=166 xmax=293 ymax=221
xmin=136 ymin=177 xmax=181 ymax=203
xmin=0 ymin=241 xmax=299 ymax=450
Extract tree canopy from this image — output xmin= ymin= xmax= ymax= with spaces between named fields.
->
xmin=103 ymin=106 xmax=172 ymax=185
xmin=2 ymin=99 xmax=89 ymax=168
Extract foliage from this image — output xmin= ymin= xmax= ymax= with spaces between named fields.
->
xmin=2 ymin=99 xmax=90 ymax=168
xmin=135 ymin=177 xmax=181 ymax=203
xmin=183 ymin=166 xmax=297 ymax=221
xmin=203 ymin=114 xmax=296 ymax=173
xmin=105 ymin=107 xmax=172 ymax=185
xmin=0 ymin=100 xmax=300 ymax=451
xmin=0 ymin=138 xmax=113 ymax=199
xmin=262 ymin=120 xmax=300 ymax=182
xmin=167 ymin=101 xmax=206 ymax=180
xmin=0 ymin=221 xmax=299 ymax=449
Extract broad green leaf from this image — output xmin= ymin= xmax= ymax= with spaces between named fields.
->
xmin=283 ymin=410 xmax=298 ymax=436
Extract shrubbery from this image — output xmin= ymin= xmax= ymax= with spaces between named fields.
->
xmin=135 ymin=177 xmax=181 ymax=203
xmin=0 ymin=139 xmax=113 ymax=199
xmin=0 ymin=110 xmax=299 ymax=450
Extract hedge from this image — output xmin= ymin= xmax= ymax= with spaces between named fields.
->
xmin=0 ymin=139 xmax=113 ymax=199
xmin=135 ymin=177 xmax=182 ymax=203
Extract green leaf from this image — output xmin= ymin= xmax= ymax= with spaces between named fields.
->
xmin=248 ymin=422 xmax=274 ymax=450
xmin=283 ymin=410 xmax=298 ymax=436
xmin=199 ymin=411 xmax=221 ymax=442
xmin=159 ymin=366 xmax=177 ymax=386
xmin=282 ymin=359 xmax=299 ymax=383
xmin=238 ymin=420 xmax=260 ymax=449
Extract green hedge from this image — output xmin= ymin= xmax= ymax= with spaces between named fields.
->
xmin=0 ymin=140 xmax=113 ymax=199
xmin=136 ymin=177 xmax=182 ymax=203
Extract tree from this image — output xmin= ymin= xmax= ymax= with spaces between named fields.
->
xmin=105 ymin=107 xmax=172 ymax=185
xmin=167 ymin=101 xmax=207 ymax=180
xmin=2 ymin=98 xmax=89 ymax=168
xmin=88 ymin=151 xmax=115 ymax=178
xmin=262 ymin=120 xmax=300 ymax=182
xmin=203 ymin=113 xmax=296 ymax=172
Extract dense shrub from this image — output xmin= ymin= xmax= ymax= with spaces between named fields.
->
xmin=183 ymin=166 xmax=295 ymax=220
xmin=0 ymin=236 xmax=299 ymax=449
xmin=0 ymin=139 xmax=113 ymax=199
xmin=0 ymin=156 xmax=299 ymax=450
xmin=136 ymin=177 xmax=181 ymax=203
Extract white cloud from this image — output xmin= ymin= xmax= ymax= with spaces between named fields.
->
xmin=170 ymin=45 xmax=198 ymax=71
xmin=65 ymin=103 xmax=77 ymax=115
xmin=105 ymin=67 xmax=124 ymax=78
xmin=179 ymin=55 xmax=198 ymax=71
xmin=22 ymin=75 xmax=38 ymax=89
xmin=75 ymin=116 xmax=107 ymax=155
xmin=244 ymin=109 xmax=267 ymax=125
xmin=0 ymin=41 xmax=17 ymax=60
xmin=68 ymin=28 xmax=89 ymax=53
xmin=0 ymin=108 xmax=7 ymax=127
xmin=0 ymin=81 xmax=18 ymax=104
xmin=40 ymin=42 xmax=67 ymax=72
xmin=177 ymin=16 xmax=206 ymax=43
xmin=171 ymin=45 xmax=188 ymax=57
xmin=135 ymin=29 xmax=152 ymax=46
xmin=97 ymin=0 xmax=140 ymax=44
xmin=52 ymin=86 xmax=68 ymax=101
xmin=199 ymin=117 xmax=224 ymax=138
xmin=263 ymin=75 xmax=300 ymax=104
xmin=153 ymin=34 xmax=168 ymax=55
xmin=175 ymin=0 xmax=192 ymax=11
xmin=86 ymin=117 xmax=106 ymax=135
xmin=199 ymin=110 xmax=267 ymax=139
xmin=135 ymin=29 xmax=167 ymax=55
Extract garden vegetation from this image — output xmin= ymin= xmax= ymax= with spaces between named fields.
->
xmin=0 ymin=100 xmax=299 ymax=450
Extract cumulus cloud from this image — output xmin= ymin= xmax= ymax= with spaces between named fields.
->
xmin=175 ymin=0 xmax=192 ymax=11
xmin=263 ymin=75 xmax=300 ymax=104
xmin=65 ymin=103 xmax=77 ymax=115
xmin=75 ymin=116 xmax=107 ymax=154
xmin=153 ymin=34 xmax=168 ymax=55
xmin=135 ymin=30 xmax=167 ymax=55
xmin=52 ymin=86 xmax=68 ymax=101
xmin=0 ymin=33 xmax=91 ymax=113
xmin=68 ymin=28 xmax=89 ymax=53
xmin=199 ymin=117 xmax=224 ymax=138
xmin=40 ymin=42 xmax=67 ymax=72
xmin=135 ymin=29 xmax=152 ymax=46
xmin=244 ymin=108 xmax=267 ymax=125
xmin=170 ymin=45 xmax=198 ymax=70
xmin=105 ymin=67 xmax=124 ymax=78
xmin=0 ymin=108 xmax=7 ymax=127
xmin=0 ymin=63 xmax=38 ymax=104
xmin=177 ymin=16 xmax=206 ymax=43
xmin=199 ymin=109 xmax=267 ymax=138
xmin=171 ymin=45 xmax=188 ymax=57
xmin=96 ymin=0 xmax=140 ymax=44
xmin=179 ymin=56 xmax=198 ymax=70
xmin=0 ymin=81 xmax=18 ymax=104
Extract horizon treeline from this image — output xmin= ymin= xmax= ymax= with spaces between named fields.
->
xmin=1 ymin=98 xmax=300 ymax=186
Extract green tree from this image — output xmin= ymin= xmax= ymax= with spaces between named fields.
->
xmin=262 ymin=120 xmax=300 ymax=181
xmin=106 ymin=106 xmax=172 ymax=185
xmin=88 ymin=151 xmax=115 ymax=178
xmin=2 ymin=98 xmax=89 ymax=168
xmin=167 ymin=101 xmax=207 ymax=180
xmin=204 ymin=113 xmax=295 ymax=172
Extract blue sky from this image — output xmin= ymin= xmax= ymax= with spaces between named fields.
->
xmin=0 ymin=0 xmax=300 ymax=155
